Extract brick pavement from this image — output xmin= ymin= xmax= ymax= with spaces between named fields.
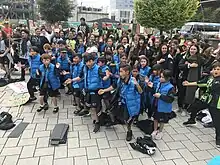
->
xmin=0 ymin=71 xmax=218 ymax=165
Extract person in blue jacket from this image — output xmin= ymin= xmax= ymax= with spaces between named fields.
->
xmin=65 ymin=53 xmax=84 ymax=114
xmin=139 ymin=56 xmax=151 ymax=77
xmin=146 ymin=64 xmax=162 ymax=119
xmin=36 ymin=54 xmax=61 ymax=113
xmin=98 ymin=64 xmax=143 ymax=141
xmin=27 ymin=46 xmax=42 ymax=102
xmin=56 ymin=48 xmax=71 ymax=91
xmin=70 ymin=54 xmax=108 ymax=133
xmin=113 ymin=44 xmax=125 ymax=64
xmin=148 ymin=69 xmax=175 ymax=140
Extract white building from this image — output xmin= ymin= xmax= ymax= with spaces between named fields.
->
xmin=110 ymin=0 xmax=134 ymax=23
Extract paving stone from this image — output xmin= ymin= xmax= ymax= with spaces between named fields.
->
xmin=18 ymin=138 xmax=37 ymax=146
xmin=0 ymin=157 xmax=5 ymax=165
xmin=200 ymin=128 xmax=215 ymax=135
xmin=155 ymin=160 xmax=175 ymax=165
xmin=117 ymin=147 xmax=132 ymax=160
xmin=162 ymin=133 xmax=174 ymax=142
xmin=39 ymin=156 xmax=53 ymax=165
xmin=208 ymin=149 xmax=220 ymax=156
xmin=105 ymin=130 xmax=118 ymax=140
xmin=87 ymin=146 xmax=100 ymax=159
xmin=109 ymin=140 xmax=127 ymax=148
xmin=122 ymin=159 xmax=142 ymax=165
xmin=90 ymin=131 xmax=106 ymax=139
xmin=192 ymin=150 xmax=212 ymax=160
xmin=1 ymin=147 xmax=22 ymax=156
xmin=73 ymin=125 xmax=88 ymax=131
xmin=20 ymin=145 xmax=35 ymax=158
xmin=97 ymin=138 xmax=110 ymax=149
xmin=164 ymin=126 xmax=177 ymax=134
xmin=161 ymin=150 xmax=181 ymax=160
xmin=182 ymin=140 xmax=200 ymax=152
xmin=35 ymin=123 xmax=47 ymax=131
xmin=68 ymin=138 xmax=79 ymax=148
xmin=108 ymin=157 xmax=122 ymax=165
xmin=17 ymin=157 xmax=39 ymax=165
xmin=178 ymin=148 xmax=197 ymax=162
xmin=140 ymin=158 xmax=156 ymax=165
xmin=151 ymin=150 xmax=165 ymax=162
xmin=34 ymin=147 xmax=54 ymax=157
xmin=36 ymin=137 xmax=49 ymax=148
xmin=173 ymin=158 xmax=188 ymax=165
xmin=0 ymin=138 xmax=7 ymax=145
xmin=3 ymin=155 xmax=19 ymax=165
xmin=79 ymin=130 xmax=90 ymax=140
xmin=189 ymin=160 xmax=207 ymax=165
xmin=54 ymin=146 xmax=67 ymax=159
xmin=21 ymin=129 xmax=34 ymax=139
xmin=195 ymin=142 xmax=215 ymax=150
xmin=166 ymin=141 xmax=185 ymax=150
xmin=130 ymin=150 xmax=149 ymax=158
xmin=33 ymin=131 xmax=50 ymax=138
xmin=74 ymin=156 xmax=88 ymax=165
xmin=172 ymin=134 xmax=188 ymax=141
xmin=80 ymin=139 xmax=97 ymax=147
xmin=100 ymin=148 xmax=118 ymax=158
xmin=5 ymin=138 xmax=20 ymax=147
xmin=175 ymin=127 xmax=191 ymax=134
xmin=197 ymin=134 xmax=214 ymax=142
xmin=185 ymin=133 xmax=202 ymax=143
xmin=89 ymin=158 xmax=108 ymax=165
xmin=68 ymin=147 xmax=86 ymax=157
xmin=53 ymin=158 xmax=74 ymax=165
xmin=68 ymin=131 xmax=78 ymax=138
xmin=155 ymin=140 xmax=170 ymax=151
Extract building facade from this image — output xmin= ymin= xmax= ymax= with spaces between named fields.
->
xmin=110 ymin=0 xmax=134 ymax=23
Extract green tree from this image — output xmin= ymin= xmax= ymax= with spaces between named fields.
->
xmin=37 ymin=0 xmax=73 ymax=23
xmin=134 ymin=0 xmax=200 ymax=34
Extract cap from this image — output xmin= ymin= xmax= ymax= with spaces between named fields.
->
xmin=86 ymin=46 xmax=98 ymax=53
xmin=60 ymin=48 xmax=67 ymax=53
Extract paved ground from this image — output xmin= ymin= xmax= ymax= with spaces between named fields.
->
xmin=0 ymin=71 xmax=218 ymax=165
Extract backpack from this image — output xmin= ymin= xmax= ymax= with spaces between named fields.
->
xmin=0 ymin=112 xmax=15 ymax=130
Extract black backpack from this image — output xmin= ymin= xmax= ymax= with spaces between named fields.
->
xmin=0 ymin=112 xmax=15 ymax=130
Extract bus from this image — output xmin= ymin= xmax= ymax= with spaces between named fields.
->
xmin=180 ymin=22 xmax=220 ymax=38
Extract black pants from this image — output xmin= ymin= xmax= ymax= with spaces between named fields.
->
xmin=27 ymin=77 xmax=39 ymax=97
xmin=177 ymin=79 xmax=186 ymax=108
xmin=188 ymin=98 xmax=209 ymax=120
xmin=209 ymin=106 xmax=220 ymax=142
xmin=20 ymin=59 xmax=28 ymax=80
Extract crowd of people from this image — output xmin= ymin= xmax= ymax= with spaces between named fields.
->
xmin=0 ymin=18 xmax=220 ymax=146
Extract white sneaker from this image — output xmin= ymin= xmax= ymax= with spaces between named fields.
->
xmin=155 ymin=132 xmax=163 ymax=140
xmin=181 ymin=110 xmax=187 ymax=117
xmin=151 ymin=131 xmax=158 ymax=139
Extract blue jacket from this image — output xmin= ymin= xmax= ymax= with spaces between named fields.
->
xmin=84 ymin=64 xmax=102 ymax=91
xmin=28 ymin=54 xmax=42 ymax=79
xmin=70 ymin=62 xmax=84 ymax=89
xmin=119 ymin=77 xmax=141 ymax=117
xmin=156 ymin=82 xmax=173 ymax=113
xmin=57 ymin=54 xmax=70 ymax=71
xmin=77 ymin=45 xmax=86 ymax=55
xmin=113 ymin=54 xmax=120 ymax=64
xmin=100 ymin=65 xmax=111 ymax=88
xmin=99 ymin=42 xmax=106 ymax=53
xmin=39 ymin=63 xmax=61 ymax=90
xmin=148 ymin=74 xmax=160 ymax=104
xmin=140 ymin=66 xmax=151 ymax=77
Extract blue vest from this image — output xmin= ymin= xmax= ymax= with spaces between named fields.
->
xmin=57 ymin=54 xmax=70 ymax=71
xmin=140 ymin=66 xmax=151 ymax=77
xmin=99 ymin=43 xmax=106 ymax=53
xmin=71 ymin=62 xmax=84 ymax=89
xmin=100 ymin=65 xmax=111 ymax=88
xmin=149 ymin=74 xmax=160 ymax=104
xmin=78 ymin=45 xmax=85 ymax=55
xmin=113 ymin=54 xmax=120 ymax=64
xmin=28 ymin=54 xmax=41 ymax=79
xmin=156 ymin=82 xmax=173 ymax=113
xmin=39 ymin=63 xmax=61 ymax=90
xmin=84 ymin=64 xmax=102 ymax=91
xmin=119 ymin=78 xmax=141 ymax=117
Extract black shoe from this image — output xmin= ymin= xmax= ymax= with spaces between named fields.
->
xmin=65 ymin=90 xmax=72 ymax=95
xmin=27 ymin=96 xmax=37 ymax=103
xmin=78 ymin=110 xmax=90 ymax=116
xmin=43 ymin=103 xmax=49 ymax=111
xmin=183 ymin=119 xmax=196 ymax=126
xmin=37 ymin=106 xmax=44 ymax=112
xmin=93 ymin=122 xmax=100 ymax=133
xmin=216 ymin=140 xmax=220 ymax=148
xmin=53 ymin=107 xmax=59 ymax=113
xmin=126 ymin=130 xmax=133 ymax=141
xmin=203 ymin=122 xmax=214 ymax=128
xmin=19 ymin=78 xmax=25 ymax=81
xmin=105 ymin=121 xmax=115 ymax=127
xmin=33 ymin=88 xmax=38 ymax=92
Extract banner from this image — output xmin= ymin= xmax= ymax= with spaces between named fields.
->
xmin=8 ymin=81 xmax=28 ymax=94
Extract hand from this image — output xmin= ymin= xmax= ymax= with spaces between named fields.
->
xmin=153 ymin=93 xmax=161 ymax=98
xmin=65 ymin=78 xmax=72 ymax=85
xmin=145 ymin=76 xmax=149 ymax=83
xmin=182 ymin=81 xmax=189 ymax=86
xmin=147 ymin=82 xmax=153 ymax=88
xmin=185 ymin=61 xmax=189 ymax=65
xmin=51 ymin=56 xmax=56 ymax=60
xmin=106 ymin=70 xmax=112 ymax=77
xmin=132 ymin=77 xmax=138 ymax=85
xmin=98 ymin=89 xmax=105 ymax=95
xmin=62 ymin=70 xmax=67 ymax=75
xmin=190 ymin=63 xmax=198 ymax=68
xmin=56 ymin=63 xmax=60 ymax=68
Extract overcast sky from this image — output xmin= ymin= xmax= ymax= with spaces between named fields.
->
xmin=78 ymin=0 xmax=110 ymax=8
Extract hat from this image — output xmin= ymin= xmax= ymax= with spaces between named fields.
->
xmin=86 ymin=46 xmax=98 ymax=53
xmin=60 ymin=48 xmax=67 ymax=53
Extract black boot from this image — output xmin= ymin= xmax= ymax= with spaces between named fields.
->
xmin=126 ymin=130 xmax=133 ymax=141
xmin=93 ymin=122 xmax=100 ymax=133
xmin=53 ymin=107 xmax=59 ymax=113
